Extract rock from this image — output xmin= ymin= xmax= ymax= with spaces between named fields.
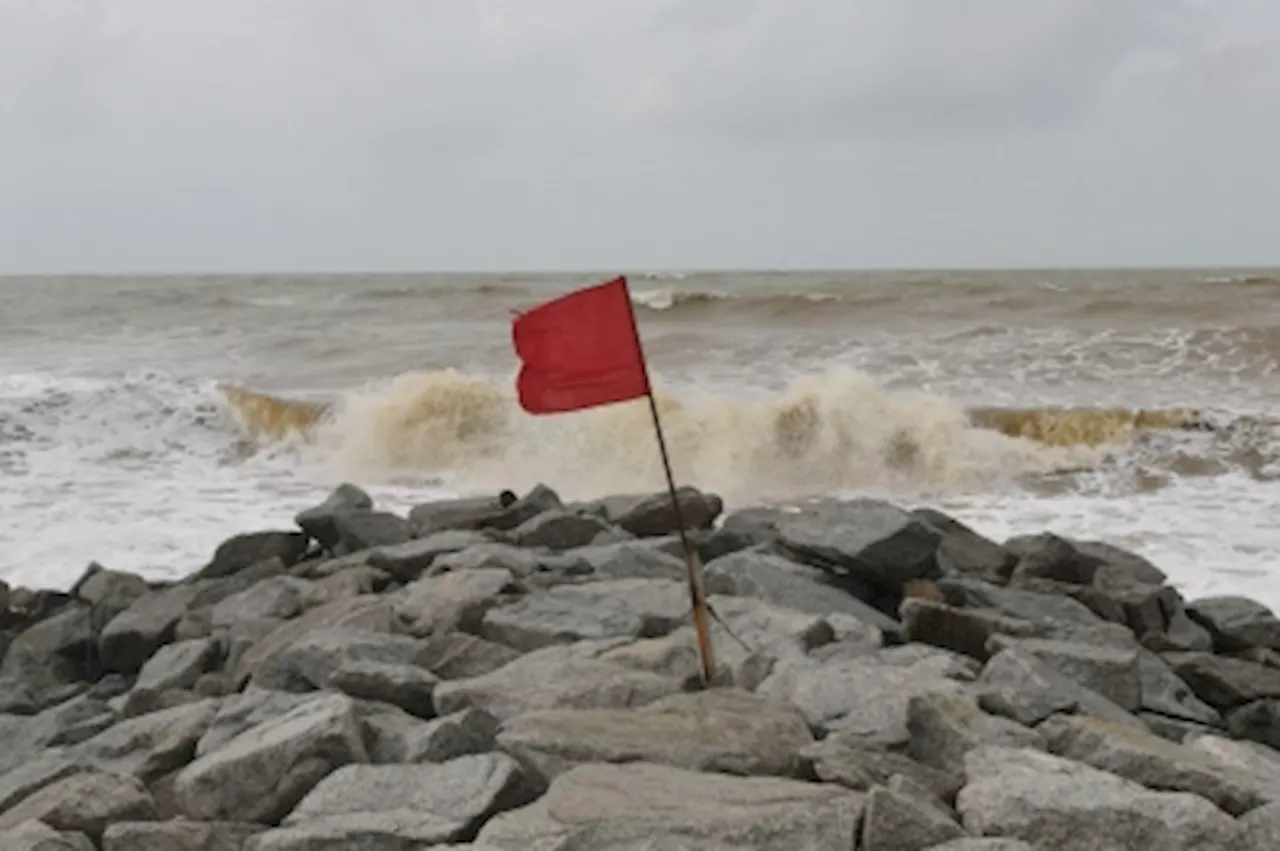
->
xmin=924 ymin=842 xmax=1034 ymax=851
xmin=1227 ymin=699 xmax=1280 ymax=750
xmin=1 ymin=821 xmax=96 ymax=851
xmin=476 ymin=761 xmax=863 ymax=850
xmin=103 ymin=819 xmax=261 ymax=851
xmin=257 ymin=754 xmax=534 ymax=847
xmin=935 ymin=577 xmax=1104 ymax=629
xmin=132 ymin=638 xmax=220 ymax=696
xmin=480 ymin=483 xmax=563 ymax=531
xmin=0 ymin=769 xmax=159 ymax=842
xmin=1236 ymin=801 xmax=1280 ymax=850
xmin=99 ymin=585 xmax=203 ymax=674
xmin=302 ymin=565 xmax=390 ymax=608
xmin=1132 ymin=648 xmax=1221 ymax=728
xmin=1188 ymin=595 xmax=1280 ymax=652
xmin=561 ymin=540 xmax=685 ymax=581
xmin=367 ymin=530 xmax=498 ymax=581
xmin=480 ymin=578 xmax=692 ymax=653
xmin=73 ymin=698 xmax=220 ymax=783
xmin=861 ymin=782 xmax=966 ymax=850
xmin=900 ymin=599 xmax=1040 ymax=663
xmin=797 ymin=733 xmax=964 ymax=803
xmin=329 ymin=660 xmax=438 ymax=718
xmin=608 ymin=487 xmax=723 ymax=537
xmin=408 ymin=492 xmax=517 ymax=536
xmin=496 ymin=688 xmax=813 ymax=780
xmin=985 ymin=636 xmax=1141 ymax=712
xmin=195 ymin=689 xmax=315 ymax=758
xmin=428 ymin=541 xmax=544 ymax=579
xmin=362 ymin=705 xmax=499 ymax=764
xmin=0 ymin=753 xmax=86 ymax=812
xmin=172 ymin=692 xmax=368 ymax=824
xmin=702 ymin=547 xmax=900 ymax=634
xmin=0 ymin=605 xmax=97 ymax=712
xmin=210 ymin=577 xmax=311 ymax=631
xmin=294 ymin=483 xmax=374 ymax=549
xmin=772 ymin=498 xmax=945 ymax=594
xmin=1184 ymin=735 xmax=1280 ymax=803
xmin=417 ymin=633 xmax=522 ymax=680
xmin=509 ymin=510 xmax=614 ymax=550
xmin=1166 ymin=652 xmax=1280 ymax=710
xmin=913 ymin=508 xmax=1017 ymax=584
xmin=197 ymin=531 xmax=308 ymax=580
xmin=231 ymin=596 xmax=393 ymax=686
xmin=71 ymin=565 xmax=150 ymax=623
xmin=975 ymin=647 xmax=1144 ymax=730
xmin=395 ymin=568 xmax=521 ymax=637
xmin=906 ymin=692 xmax=1045 ymax=775
xmin=248 ymin=627 xmax=428 ymax=692
xmin=434 ymin=639 xmax=685 ymax=722
xmin=956 ymin=746 xmax=1246 ymax=850
xmin=1040 ymin=714 xmax=1271 ymax=816
xmin=758 ymin=647 xmax=970 ymax=745
xmin=1006 ymin=533 xmax=1161 ymax=587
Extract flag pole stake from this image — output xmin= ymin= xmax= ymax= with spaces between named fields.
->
xmin=620 ymin=279 xmax=718 ymax=686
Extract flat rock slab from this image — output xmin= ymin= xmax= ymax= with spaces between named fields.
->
xmin=362 ymin=705 xmax=499 ymax=764
xmin=496 ymin=688 xmax=813 ymax=780
xmin=72 ymin=697 xmax=221 ymax=783
xmin=480 ymin=578 xmax=693 ymax=653
xmin=434 ymin=640 xmax=684 ymax=722
xmin=475 ymin=761 xmax=864 ymax=851
xmin=262 ymin=754 xmax=534 ymax=846
xmin=956 ymin=746 xmax=1247 ymax=850
xmin=173 ymin=692 xmax=368 ymax=824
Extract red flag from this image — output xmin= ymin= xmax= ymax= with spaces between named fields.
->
xmin=512 ymin=276 xmax=651 ymax=414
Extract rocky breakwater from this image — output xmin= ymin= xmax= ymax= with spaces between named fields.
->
xmin=1 ymin=483 xmax=1280 ymax=850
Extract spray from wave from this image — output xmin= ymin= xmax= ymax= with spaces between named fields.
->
xmin=214 ymin=369 xmax=1223 ymax=503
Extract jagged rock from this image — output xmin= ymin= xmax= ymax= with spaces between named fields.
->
xmin=332 ymin=510 xmax=414 ymax=555
xmin=172 ymin=692 xmax=368 ymax=823
xmin=294 ymin=483 xmax=374 ymax=549
xmin=0 ymin=604 xmax=97 ymax=713
xmin=1133 ymin=648 xmax=1221 ymax=726
xmin=210 ymin=577 xmax=311 ymax=631
xmin=1 ymin=820 xmax=96 ymax=851
xmin=231 ymin=596 xmax=393 ymax=686
xmin=302 ymin=565 xmax=390 ymax=609
xmin=408 ymin=492 xmax=516 ymax=536
xmin=71 ymin=565 xmax=150 ymax=624
xmin=0 ymin=753 xmax=86 ymax=813
xmin=984 ymin=636 xmax=1141 ymax=712
xmin=797 ymin=733 xmax=965 ymax=803
xmin=100 ymin=583 xmax=219 ymax=675
xmin=508 ymin=510 xmax=614 ymax=551
xmin=367 ymin=530 xmax=499 ymax=581
xmin=913 ymin=509 xmax=1017 ymax=584
xmin=73 ymin=698 xmax=220 ymax=783
xmin=1007 ymin=535 xmax=1166 ymax=588
xmin=1184 ymin=735 xmax=1280 ymax=804
xmin=480 ymin=578 xmax=692 ymax=653
xmin=430 ymin=542 xmax=546 ymax=579
xmin=906 ymin=692 xmax=1044 ymax=775
xmin=607 ymin=487 xmax=723 ymax=538
xmin=900 ymin=599 xmax=1041 ymax=662
xmin=861 ymin=782 xmax=966 ymax=850
xmin=253 ymin=754 xmax=534 ymax=848
xmin=925 ymin=841 xmax=1034 ymax=851
xmin=496 ymin=688 xmax=813 ymax=780
xmin=935 ymin=577 xmax=1104 ymax=629
xmin=559 ymin=540 xmax=685 ymax=581
xmin=361 ymin=705 xmax=499 ymax=764
xmin=1187 ymin=595 xmax=1280 ymax=652
xmin=131 ymin=637 xmax=219 ymax=699
xmin=975 ymin=646 xmax=1145 ymax=730
xmin=476 ymin=761 xmax=864 ymax=850
xmin=249 ymin=627 xmax=428 ymax=693
xmin=329 ymin=660 xmax=438 ymax=718
xmin=956 ymin=746 xmax=1246 ymax=850
xmin=758 ymin=646 xmax=970 ymax=745
xmin=1040 ymin=714 xmax=1272 ymax=815
xmin=703 ymin=547 xmax=899 ymax=633
xmin=0 ymin=769 xmax=159 ymax=842
xmin=416 ymin=633 xmax=522 ymax=680
xmin=1166 ymin=651 xmax=1280 ymax=710
xmin=434 ymin=639 xmax=684 ymax=722
xmin=103 ymin=819 xmax=261 ymax=851
xmin=395 ymin=568 xmax=521 ymax=637
xmin=197 ymin=531 xmax=308 ymax=580
xmin=195 ymin=689 xmax=315 ymax=758
xmin=1226 ymin=698 xmax=1280 ymax=750
xmin=480 ymin=484 xmax=563 ymax=532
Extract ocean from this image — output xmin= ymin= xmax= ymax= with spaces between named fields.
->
xmin=2 ymin=269 xmax=1278 ymax=612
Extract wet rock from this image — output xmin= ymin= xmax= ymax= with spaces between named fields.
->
xmin=329 ymin=660 xmax=438 ymax=718
xmin=172 ymin=692 xmax=368 ymax=823
xmin=913 ymin=508 xmax=1017 ymax=585
xmin=496 ymin=688 xmax=813 ymax=781
xmin=0 ymin=769 xmax=159 ymax=842
xmin=434 ymin=639 xmax=684 ymax=722
xmin=480 ymin=483 xmax=563 ymax=532
xmin=956 ymin=746 xmax=1245 ymax=850
xmin=1188 ymin=595 xmax=1280 ymax=652
xmin=608 ymin=486 xmax=724 ymax=538
xmin=197 ymin=531 xmax=308 ymax=580
xmin=103 ymin=819 xmax=261 ymax=851
xmin=294 ymin=483 xmax=373 ymax=549
xmin=331 ymin=510 xmax=413 ymax=554
xmin=475 ymin=761 xmax=864 ymax=850
xmin=508 ymin=510 xmax=614 ymax=551
xmin=409 ymin=492 xmax=516 ymax=536
xmin=1006 ymin=534 xmax=1165 ymax=589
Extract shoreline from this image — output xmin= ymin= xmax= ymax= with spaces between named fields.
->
xmin=0 ymin=482 xmax=1278 ymax=849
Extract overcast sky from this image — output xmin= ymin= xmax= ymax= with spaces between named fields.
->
xmin=1 ymin=0 xmax=1277 ymax=273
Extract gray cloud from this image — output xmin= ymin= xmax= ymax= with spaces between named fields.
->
xmin=0 ymin=0 xmax=1276 ymax=272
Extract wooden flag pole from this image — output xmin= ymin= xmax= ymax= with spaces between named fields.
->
xmin=619 ymin=279 xmax=718 ymax=686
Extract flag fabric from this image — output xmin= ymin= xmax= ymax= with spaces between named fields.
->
xmin=512 ymin=276 xmax=651 ymax=414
